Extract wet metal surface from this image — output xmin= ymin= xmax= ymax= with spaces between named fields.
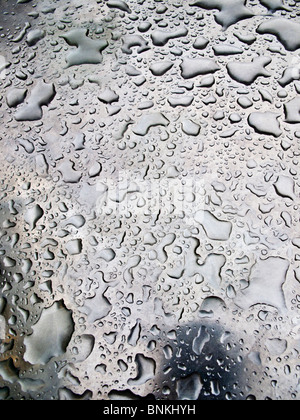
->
xmin=0 ymin=0 xmax=300 ymax=401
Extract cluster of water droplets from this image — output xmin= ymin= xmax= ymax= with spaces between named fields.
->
xmin=0 ymin=0 xmax=300 ymax=400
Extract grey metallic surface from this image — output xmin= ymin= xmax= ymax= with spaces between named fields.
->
xmin=0 ymin=0 xmax=300 ymax=400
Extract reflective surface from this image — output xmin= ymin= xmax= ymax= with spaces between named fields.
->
xmin=0 ymin=0 xmax=300 ymax=401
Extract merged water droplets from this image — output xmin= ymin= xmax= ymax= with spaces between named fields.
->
xmin=0 ymin=0 xmax=300 ymax=401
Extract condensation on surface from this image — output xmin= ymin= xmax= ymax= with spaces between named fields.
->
xmin=1 ymin=0 xmax=300 ymax=401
